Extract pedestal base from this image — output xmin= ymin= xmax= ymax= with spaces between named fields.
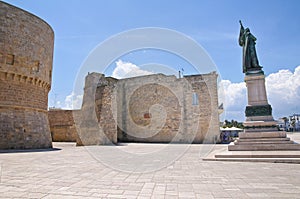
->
xmin=244 ymin=120 xmax=277 ymax=132
xmin=229 ymin=131 xmax=300 ymax=151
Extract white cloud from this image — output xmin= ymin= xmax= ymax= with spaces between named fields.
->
xmin=219 ymin=66 xmax=300 ymax=121
xmin=218 ymin=80 xmax=247 ymax=121
xmin=63 ymin=92 xmax=83 ymax=110
xmin=266 ymin=66 xmax=300 ymax=118
xmin=112 ymin=60 xmax=153 ymax=79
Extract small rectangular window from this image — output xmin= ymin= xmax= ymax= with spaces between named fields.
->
xmin=6 ymin=54 xmax=14 ymax=65
xmin=192 ymin=92 xmax=199 ymax=105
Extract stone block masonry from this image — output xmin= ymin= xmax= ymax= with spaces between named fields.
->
xmin=48 ymin=109 xmax=79 ymax=142
xmin=76 ymin=72 xmax=220 ymax=145
xmin=0 ymin=2 xmax=54 ymax=149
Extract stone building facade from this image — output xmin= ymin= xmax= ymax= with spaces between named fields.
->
xmin=76 ymin=72 xmax=220 ymax=145
xmin=0 ymin=2 xmax=54 ymax=149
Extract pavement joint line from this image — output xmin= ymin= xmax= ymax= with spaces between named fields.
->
xmin=0 ymin=163 xmax=2 ymax=184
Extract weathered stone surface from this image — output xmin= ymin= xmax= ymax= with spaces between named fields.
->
xmin=75 ymin=73 xmax=118 ymax=146
xmin=0 ymin=107 xmax=52 ymax=149
xmin=76 ymin=72 xmax=220 ymax=145
xmin=0 ymin=2 xmax=54 ymax=149
xmin=48 ymin=109 xmax=79 ymax=142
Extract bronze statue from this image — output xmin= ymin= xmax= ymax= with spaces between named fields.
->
xmin=239 ymin=20 xmax=262 ymax=73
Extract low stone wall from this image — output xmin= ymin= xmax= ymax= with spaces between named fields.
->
xmin=48 ymin=109 xmax=79 ymax=142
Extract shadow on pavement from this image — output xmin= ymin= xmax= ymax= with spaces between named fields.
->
xmin=0 ymin=148 xmax=61 ymax=154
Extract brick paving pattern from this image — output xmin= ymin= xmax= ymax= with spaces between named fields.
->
xmin=1 ymin=137 xmax=300 ymax=198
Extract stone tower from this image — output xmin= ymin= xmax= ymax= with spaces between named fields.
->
xmin=0 ymin=2 xmax=54 ymax=149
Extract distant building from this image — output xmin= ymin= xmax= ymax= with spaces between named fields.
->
xmin=287 ymin=114 xmax=300 ymax=132
xmin=277 ymin=114 xmax=300 ymax=132
xmin=277 ymin=118 xmax=286 ymax=131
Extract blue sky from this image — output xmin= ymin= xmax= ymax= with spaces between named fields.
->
xmin=3 ymin=0 xmax=300 ymax=121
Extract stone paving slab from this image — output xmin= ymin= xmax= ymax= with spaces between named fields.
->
xmin=0 ymin=135 xmax=300 ymax=198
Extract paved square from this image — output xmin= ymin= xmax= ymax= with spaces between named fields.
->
xmin=1 ymin=134 xmax=300 ymax=198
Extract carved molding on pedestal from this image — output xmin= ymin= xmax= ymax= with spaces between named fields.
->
xmin=245 ymin=104 xmax=272 ymax=117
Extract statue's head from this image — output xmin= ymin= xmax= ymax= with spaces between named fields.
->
xmin=245 ymin=28 xmax=250 ymax=33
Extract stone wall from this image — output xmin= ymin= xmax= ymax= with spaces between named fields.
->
xmin=76 ymin=72 xmax=220 ymax=145
xmin=75 ymin=73 xmax=118 ymax=146
xmin=116 ymin=73 xmax=220 ymax=143
xmin=48 ymin=109 xmax=79 ymax=142
xmin=185 ymin=74 xmax=220 ymax=143
xmin=95 ymin=77 xmax=118 ymax=144
xmin=0 ymin=2 xmax=54 ymax=149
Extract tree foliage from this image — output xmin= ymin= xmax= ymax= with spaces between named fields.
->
xmin=222 ymin=119 xmax=244 ymax=129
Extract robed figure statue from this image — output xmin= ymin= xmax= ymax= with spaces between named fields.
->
xmin=239 ymin=21 xmax=262 ymax=73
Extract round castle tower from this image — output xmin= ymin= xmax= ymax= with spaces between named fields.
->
xmin=0 ymin=2 xmax=54 ymax=149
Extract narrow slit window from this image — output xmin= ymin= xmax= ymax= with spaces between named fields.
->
xmin=192 ymin=92 xmax=199 ymax=105
xmin=0 ymin=53 xmax=3 ymax=63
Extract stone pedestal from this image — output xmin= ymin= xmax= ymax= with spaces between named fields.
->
xmin=243 ymin=73 xmax=277 ymax=132
xmin=229 ymin=71 xmax=300 ymax=151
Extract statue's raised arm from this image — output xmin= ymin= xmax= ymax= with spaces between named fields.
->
xmin=239 ymin=20 xmax=244 ymax=29
xmin=239 ymin=20 xmax=245 ymax=47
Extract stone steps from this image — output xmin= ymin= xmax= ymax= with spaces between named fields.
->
xmin=234 ymin=140 xmax=295 ymax=145
xmin=239 ymin=131 xmax=287 ymax=139
xmin=228 ymin=143 xmax=300 ymax=151
xmin=203 ymin=133 xmax=300 ymax=163
xmin=228 ymin=131 xmax=300 ymax=151
xmin=237 ymin=137 xmax=291 ymax=142
xmin=204 ymin=157 xmax=300 ymax=164
xmin=215 ymin=153 xmax=300 ymax=158
xmin=203 ymin=147 xmax=300 ymax=163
